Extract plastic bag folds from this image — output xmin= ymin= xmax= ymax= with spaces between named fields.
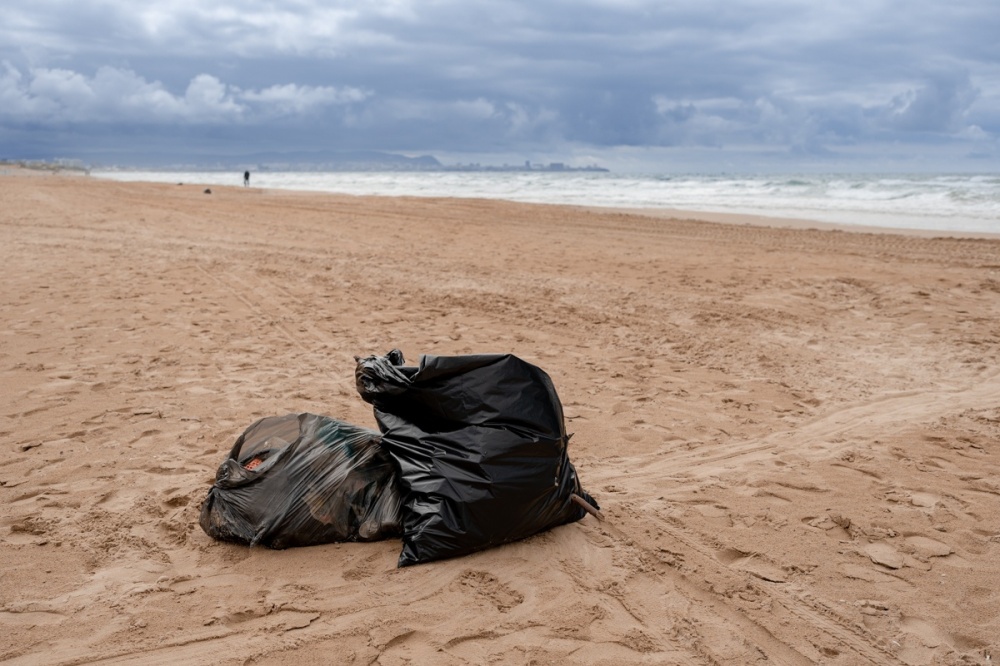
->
xmin=199 ymin=413 xmax=402 ymax=548
xmin=356 ymin=350 xmax=598 ymax=567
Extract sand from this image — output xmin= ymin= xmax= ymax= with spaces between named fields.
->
xmin=2 ymin=172 xmax=999 ymax=665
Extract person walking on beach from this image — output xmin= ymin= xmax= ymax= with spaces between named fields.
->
xmin=244 ymin=170 xmax=250 ymax=187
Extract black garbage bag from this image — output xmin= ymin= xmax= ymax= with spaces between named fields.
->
xmin=199 ymin=413 xmax=402 ymax=548
xmin=355 ymin=349 xmax=598 ymax=567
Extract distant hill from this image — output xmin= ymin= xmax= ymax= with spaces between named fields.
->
xmin=247 ymin=151 xmax=443 ymax=171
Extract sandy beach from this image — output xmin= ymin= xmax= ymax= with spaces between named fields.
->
xmin=3 ymin=172 xmax=1000 ymax=665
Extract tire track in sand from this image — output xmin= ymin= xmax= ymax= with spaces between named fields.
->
xmin=599 ymin=365 xmax=1000 ymax=489
xmin=571 ymin=371 xmax=1000 ymax=663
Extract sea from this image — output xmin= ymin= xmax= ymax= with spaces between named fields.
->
xmin=92 ymin=171 xmax=1000 ymax=235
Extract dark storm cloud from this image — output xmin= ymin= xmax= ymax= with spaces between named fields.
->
xmin=1 ymin=0 xmax=997 ymax=168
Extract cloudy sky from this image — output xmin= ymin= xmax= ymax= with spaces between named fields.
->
xmin=2 ymin=0 xmax=998 ymax=171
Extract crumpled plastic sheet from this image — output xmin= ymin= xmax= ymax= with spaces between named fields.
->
xmin=199 ymin=412 xmax=402 ymax=549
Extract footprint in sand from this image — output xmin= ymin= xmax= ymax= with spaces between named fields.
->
xmin=456 ymin=570 xmax=525 ymax=612
xmin=861 ymin=541 xmax=935 ymax=572
xmin=896 ymin=616 xmax=988 ymax=664
xmin=688 ymin=502 xmax=734 ymax=528
xmin=342 ymin=552 xmax=383 ymax=581
xmin=909 ymin=492 xmax=939 ymax=509
xmin=863 ymin=542 xmax=905 ymax=569
xmin=903 ymin=535 xmax=952 ymax=559
xmin=715 ymin=547 xmax=788 ymax=583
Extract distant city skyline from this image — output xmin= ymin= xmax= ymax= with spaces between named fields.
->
xmin=2 ymin=1 xmax=998 ymax=173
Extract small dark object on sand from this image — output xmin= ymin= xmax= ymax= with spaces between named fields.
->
xmin=203 ymin=188 xmax=212 ymax=194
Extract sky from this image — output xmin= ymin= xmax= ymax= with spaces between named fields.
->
xmin=2 ymin=0 xmax=999 ymax=172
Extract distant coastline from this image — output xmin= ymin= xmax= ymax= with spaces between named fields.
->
xmin=442 ymin=161 xmax=608 ymax=173
xmin=17 ymin=150 xmax=608 ymax=173
xmin=0 ymin=159 xmax=90 ymax=175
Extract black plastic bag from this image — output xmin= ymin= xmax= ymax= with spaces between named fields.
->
xmin=199 ymin=413 xmax=402 ymax=548
xmin=355 ymin=350 xmax=598 ymax=567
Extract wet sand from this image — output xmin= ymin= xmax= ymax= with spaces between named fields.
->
xmin=2 ymin=173 xmax=1000 ymax=664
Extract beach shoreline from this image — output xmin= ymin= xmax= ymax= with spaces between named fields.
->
xmin=90 ymin=167 xmax=1000 ymax=239
xmin=2 ymin=174 xmax=999 ymax=664
xmin=595 ymin=205 xmax=1000 ymax=239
